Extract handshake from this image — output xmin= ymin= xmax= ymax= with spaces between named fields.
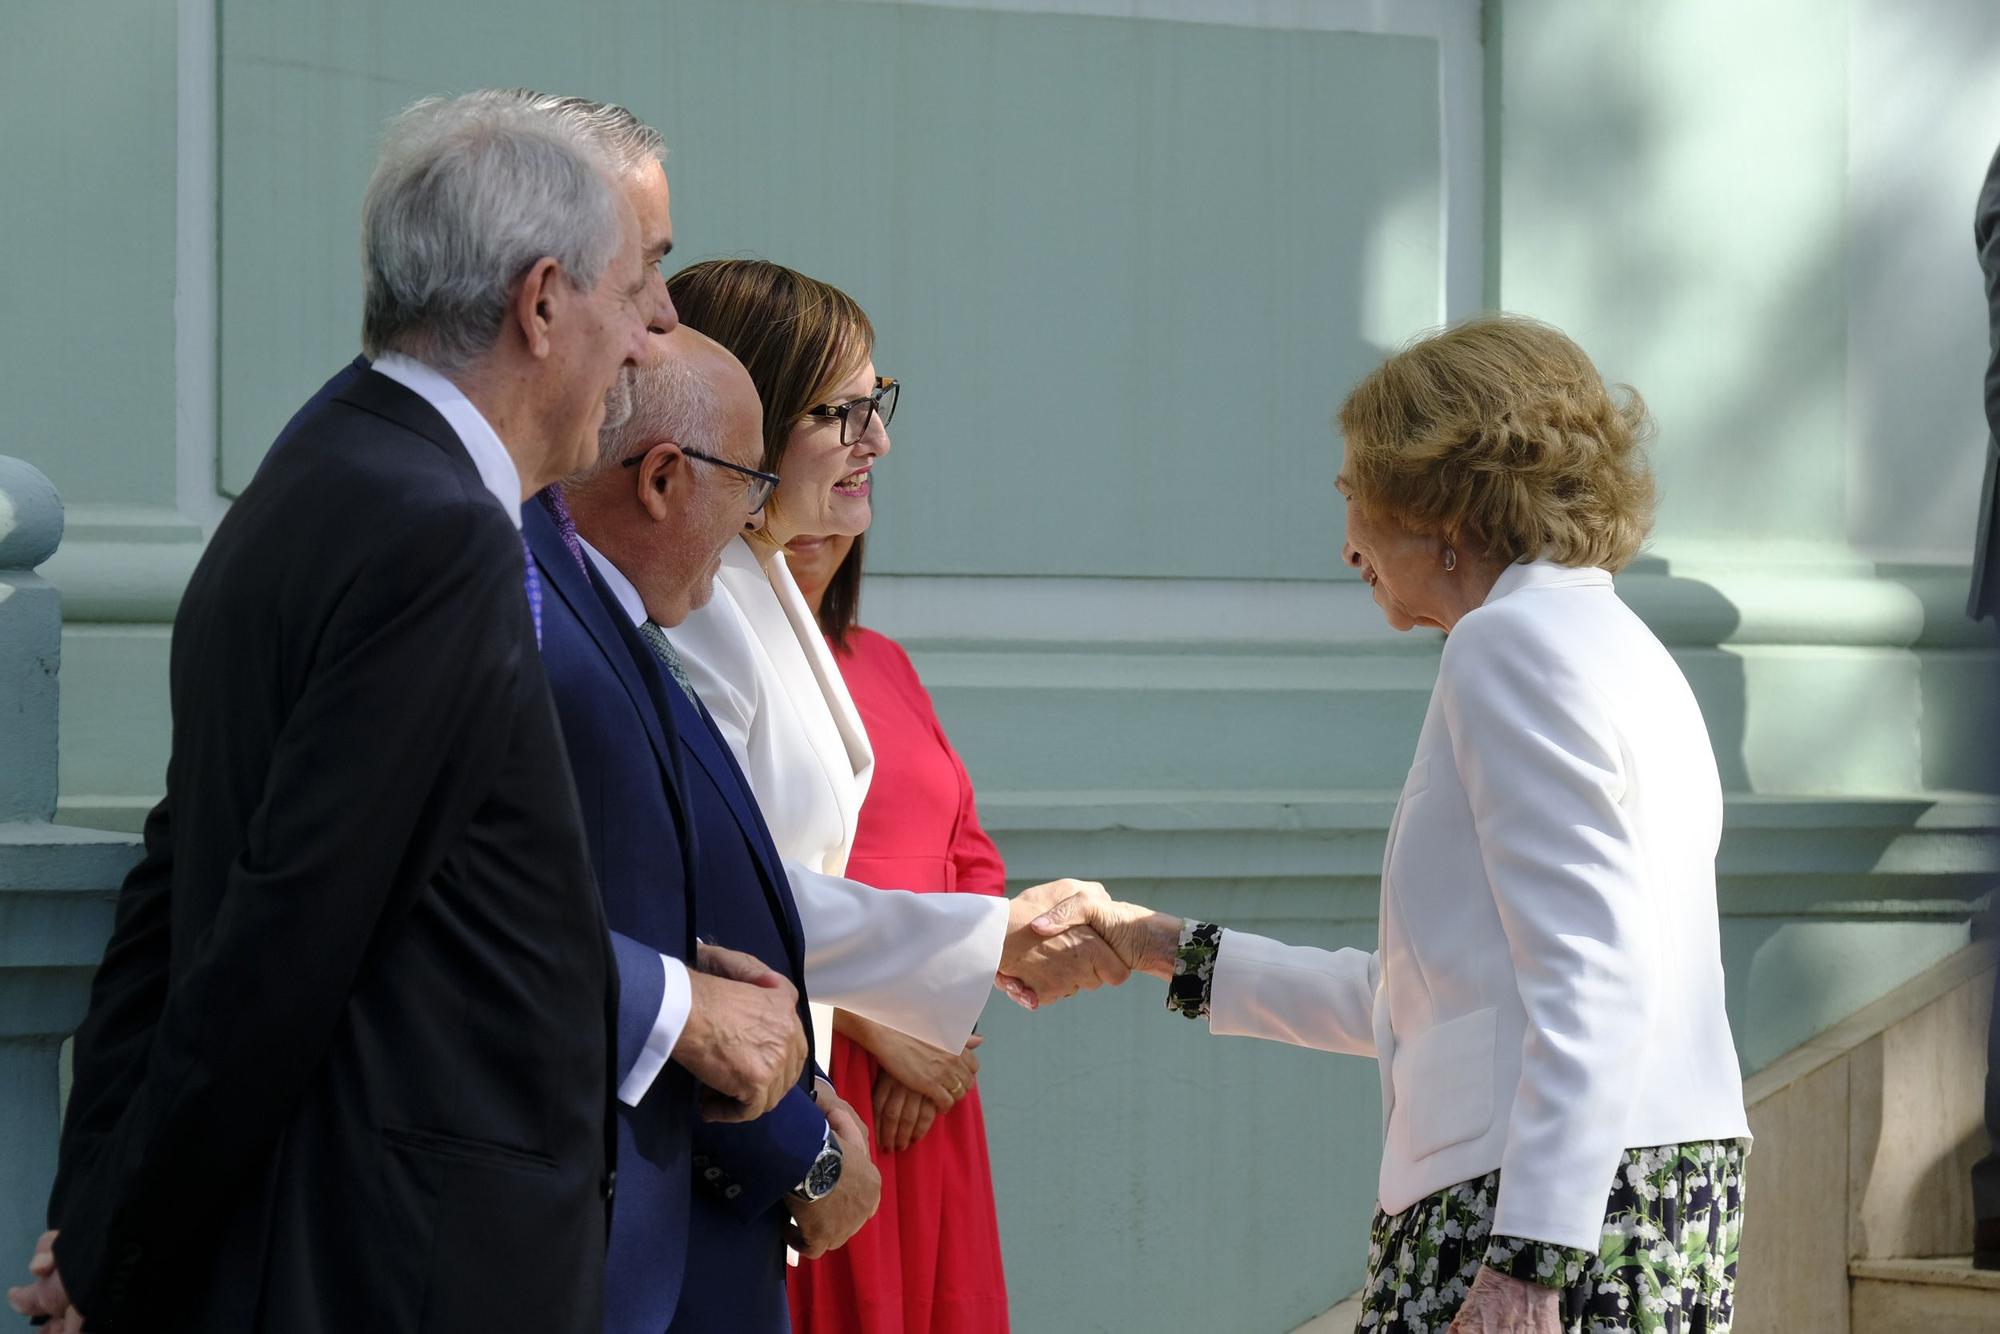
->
xmin=993 ymin=878 xmax=1177 ymax=1007
xmin=677 ymin=878 xmax=1175 ymax=1127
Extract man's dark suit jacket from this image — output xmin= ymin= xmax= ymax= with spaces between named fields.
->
xmin=1971 ymin=144 xmax=2000 ymax=620
xmin=48 ymin=368 xmax=618 ymax=1333
xmin=523 ymin=506 xmax=830 ymax=1334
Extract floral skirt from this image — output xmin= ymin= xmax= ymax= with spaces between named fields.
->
xmin=1357 ymin=1141 xmax=1747 ymax=1334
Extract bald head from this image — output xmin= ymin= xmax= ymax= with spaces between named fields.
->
xmin=577 ymin=327 xmax=758 ymax=479
xmin=565 ymin=327 xmax=767 ymax=627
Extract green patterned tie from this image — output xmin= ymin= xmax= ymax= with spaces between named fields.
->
xmin=637 ymin=619 xmax=699 ymax=704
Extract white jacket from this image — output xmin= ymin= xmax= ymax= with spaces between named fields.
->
xmin=1208 ymin=560 xmax=1750 ymax=1249
xmin=665 ymin=537 xmax=1006 ymax=1056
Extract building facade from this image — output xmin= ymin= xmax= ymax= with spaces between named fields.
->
xmin=7 ymin=1 xmax=1999 ymax=1327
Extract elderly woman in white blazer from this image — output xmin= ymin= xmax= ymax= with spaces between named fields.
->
xmin=1075 ymin=317 xmax=1750 ymax=1334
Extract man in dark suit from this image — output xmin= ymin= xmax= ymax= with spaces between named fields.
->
xmin=8 ymin=91 xmax=803 ymax=1333
xmin=535 ymin=329 xmax=883 ymax=1333
xmin=1972 ymin=139 xmax=2000 ymax=1271
xmin=1970 ymin=142 xmax=2000 ymax=623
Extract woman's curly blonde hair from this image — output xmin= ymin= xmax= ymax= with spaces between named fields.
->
xmin=1338 ymin=315 xmax=1656 ymax=572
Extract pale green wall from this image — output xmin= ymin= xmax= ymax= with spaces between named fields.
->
xmin=213 ymin=0 xmax=1441 ymax=578
xmin=3 ymin=0 xmax=179 ymax=508
xmin=1490 ymin=0 xmax=1854 ymax=552
xmin=10 ymin=1 xmax=2000 ymax=1330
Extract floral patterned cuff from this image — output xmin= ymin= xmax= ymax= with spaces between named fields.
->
xmin=1483 ymin=1233 xmax=1594 ymax=1290
xmin=1165 ymin=920 xmax=1222 ymax=1020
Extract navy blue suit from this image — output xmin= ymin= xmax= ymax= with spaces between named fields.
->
xmin=662 ymin=605 xmax=830 ymax=1334
xmin=524 ymin=506 xmax=828 ymax=1334
xmin=526 ymin=503 xmax=698 ymax=1331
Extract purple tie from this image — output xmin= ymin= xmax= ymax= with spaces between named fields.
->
xmin=521 ymin=534 xmax=543 ymax=647
xmin=535 ymin=486 xmax=591 ymax=575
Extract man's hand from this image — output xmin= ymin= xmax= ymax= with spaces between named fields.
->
xmin=1446 ymin=1264 xmax=1562 ymax=1334
xmin=786 ymin=1088 xmax=882 ymax=1259
xmin=675 ymin=942 xmax=808 ymax=1123
xmin=6 ymin=1230 xmax=82 ymax=1332
xmin=996 ymin=879 xmax=1131 ymax=1007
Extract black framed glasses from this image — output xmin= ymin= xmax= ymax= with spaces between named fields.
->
xmin=802 ymin=376 xmax=898 ymax=446
xmin=622 ymin=445 xmax=780 ymax=514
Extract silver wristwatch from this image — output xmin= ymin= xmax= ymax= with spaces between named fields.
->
xmin=791 ymin=1123 xmax=844 ymax=1202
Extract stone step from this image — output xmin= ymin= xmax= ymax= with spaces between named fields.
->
xmin=1849 ymin=1257 xmax=2000 ymax=1333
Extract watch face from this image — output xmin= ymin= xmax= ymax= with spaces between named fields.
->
xmin=805 ymin=1146 xmax=843 ymax=1199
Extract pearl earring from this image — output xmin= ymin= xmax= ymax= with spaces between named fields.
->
xmin=1443 ymin=545 xmax=1457 ymax=573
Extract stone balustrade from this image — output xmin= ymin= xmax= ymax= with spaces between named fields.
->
xmin=0 ymin=456 xmax=139 ymax=1276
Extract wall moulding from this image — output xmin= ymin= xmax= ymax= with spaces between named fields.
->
xmin=40 ymin=512 xmax=1996 ymax=654
xmin=982 ymin=788 xmax=2000 ymax=889
xmin=867 ymin=559 xmax=1994 ymax=653
xmin=37 ymin=505 xmax=205 ymax=623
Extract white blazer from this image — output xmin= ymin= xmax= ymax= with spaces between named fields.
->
xmin=666 ymin=537 xmax=1007 ymax=1057
xmin=1208 ymin=560 xmax=1750 ymax=1250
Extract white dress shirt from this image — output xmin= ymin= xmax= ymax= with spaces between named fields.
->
xmin=666 ymin=537 xmax=1008 ymax=1056
xmin=1205 ymin=560 xmax=1750 ymax=1250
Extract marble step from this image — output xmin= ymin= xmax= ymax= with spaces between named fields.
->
xmin=1849 ymin=1257 xmax=2000 ymax=1333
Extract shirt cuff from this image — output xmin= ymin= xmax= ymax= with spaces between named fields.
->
xmin=616 ymin=954 xmax=693 ymax=1107
xmin=1483 ymin=1233 xmax=1595 ymax=1289
xmin=1165 ymin=919 xmax=1223 ymax=1020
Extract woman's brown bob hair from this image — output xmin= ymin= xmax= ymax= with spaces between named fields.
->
xmin=1338 ymin=314 xmax=1656 ymax=572
xmin=667 ymin=259 xmax=876 ymax=646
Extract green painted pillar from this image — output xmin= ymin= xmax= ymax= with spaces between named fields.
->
xmin=0 ymin=456 xmax=139 ymax=1277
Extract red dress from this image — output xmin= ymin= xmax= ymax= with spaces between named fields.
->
xmin=786 ymin=626 xmax=1010 ymax=1334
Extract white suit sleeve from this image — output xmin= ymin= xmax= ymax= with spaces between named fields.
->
xmin=1439 ymin=610 xmax=1658 ymax=1252
xmin=1207 ymin=929 xmax=1379 ymax=1056
xmin=787 ymin=860 xmax=1007 ymax=1052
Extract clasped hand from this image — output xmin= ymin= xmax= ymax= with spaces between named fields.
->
xmin=785 ymin=1084 xmax=882 ymax=1259
xmin=6 ymin=1230 xmax=81 ymax=1332
xmin=677 ymin=941 xmax=810 ymax=1122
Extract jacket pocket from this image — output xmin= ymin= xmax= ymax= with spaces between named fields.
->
xmin=380 ymin=1124 xmax=598 ymax=1330
xmin=1392 ymin=1007 xmax=1497 ymax=1159
xmin=382 ymin=1124 xmax=557 ymax=1174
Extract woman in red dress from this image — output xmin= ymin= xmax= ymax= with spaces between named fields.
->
xmin=784 ymin=529 xmax=1010 ymax=1334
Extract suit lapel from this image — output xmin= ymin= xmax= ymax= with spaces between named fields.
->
xmin=665 ymin=683 xmax=808 ymax=981
xmin=524 ymin=505 xmax=694 ymax=848
xmin=716 ymin=544 xmax=874 ymax=858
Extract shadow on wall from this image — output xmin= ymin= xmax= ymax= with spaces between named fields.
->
xmin=1846 ymin=0 xmax=2000 ymax=562
xmin=1490 ymin=6 xmax=1853 ymax=557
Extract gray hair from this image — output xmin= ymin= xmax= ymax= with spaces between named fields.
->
xmin=495 ymin=89 xmax=666 ymax=175
xmin=361 ymin=90 xmax=625 ymax=373
xmin=574 ymin=351 xmax=721 ymax=483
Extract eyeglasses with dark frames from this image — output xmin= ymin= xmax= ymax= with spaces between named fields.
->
xmin=802 ymin=376 xmax=898 ymax=447
xmin=621 ymin=444 xmax=781 ymax=514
